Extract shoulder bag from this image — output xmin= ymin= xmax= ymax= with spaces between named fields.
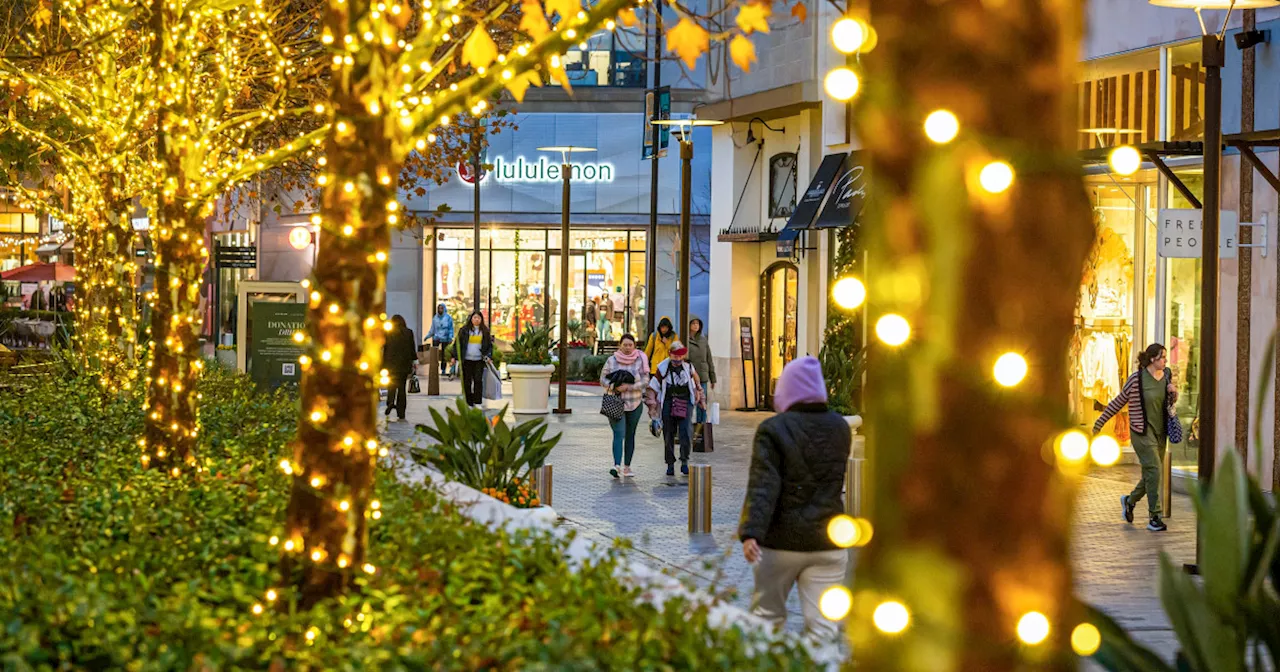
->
xmin=1164 ymin=367 xmax=1183 ymax=444
xmin=600 ymin=391 xmax=625 ymax=421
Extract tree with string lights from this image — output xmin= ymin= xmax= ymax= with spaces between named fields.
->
xmin=819 ymin=2 xmax=1096 ymax=668
xmin=0 ymin=1 xmax=151 ymax=388
xmin=279 ymin=0 xmax=788 ymax=603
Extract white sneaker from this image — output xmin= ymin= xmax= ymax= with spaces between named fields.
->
xmin=622 ymin=466 xmax=634 ymax=478
xmin=610 ymin=465 xmax=620 ymax=478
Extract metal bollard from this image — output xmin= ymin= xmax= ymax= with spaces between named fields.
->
xmin=688 ymin=464 xmax=712 ymax=534
xmin=531 ymin=464 xmax=553 ymax=507
xmin=845 ymin=457 xmax=865 ymax=517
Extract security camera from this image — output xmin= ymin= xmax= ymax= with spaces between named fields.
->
xmin=1235 ymin=29 xmax=1269 ymax=51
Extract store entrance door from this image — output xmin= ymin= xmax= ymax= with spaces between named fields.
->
xmin=547 ymin=250 xmax=588 ymax=346
xmin=760 ymin=262 xmax=799 ymax=408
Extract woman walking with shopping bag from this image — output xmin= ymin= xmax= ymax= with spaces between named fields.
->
xmin=454 ymin=312 xmax=493 ymax=407
xmin=381 ymin=315 xmax=418 ymax=422
xmin=1093 ymin=343 xmax=1180 ymax=532
xmin=650 ymin=342 xmax=704 ymax=476
xmin=600 ymin=334 xmax=650 ymax=479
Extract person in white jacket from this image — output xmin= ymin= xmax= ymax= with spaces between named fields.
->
xmin=649 ymin=342 xmax=704 ymax=476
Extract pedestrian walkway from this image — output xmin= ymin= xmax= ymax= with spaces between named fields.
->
xmin=383 ymin=383 xmax=1195 ymax=656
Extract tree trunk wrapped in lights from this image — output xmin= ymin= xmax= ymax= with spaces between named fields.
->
xmin=851 ymin=1 xmax=1093 ymax=668
xmin=282 ymin=0 xmax=637 ymax=604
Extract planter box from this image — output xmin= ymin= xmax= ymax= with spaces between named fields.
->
xmin=215 ymin=349 xmax=237 ymax=368
xmin=507 ymin=363 xmax=555 ymax=414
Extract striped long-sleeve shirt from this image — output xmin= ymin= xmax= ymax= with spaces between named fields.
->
xmin=1093 ymin=367 xmax=1175 ymax=436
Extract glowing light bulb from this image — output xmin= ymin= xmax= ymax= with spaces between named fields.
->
xmin=873 ymin=600 xmax=910 ymax=634
xmin=819 ymin=586 xmax=853 ymax=620
xmin=979 ymin=161 xmax=1015 ymax=194
xmin=924 ymin=110 xmax=960 ymax=144
xmin=1017 ymin=611 xmax=1051 ymax=645
xmin=1058 ymin=430 xmax=1090 ymax=462
xmin=362 ymin=563 xmax=376 ymax=574
xmin=824 ymin=67 xmax=860 ymax=102
xmin=339 ymin=500 xmax=350 ymax=511
xmin=875 ymin=314 xmax=911 ymax=346
xmin=993 ymin=352 xmax=1028 ymax=387
xmin=252 ymin=603 xmax=264 ymax=615
xmin=827 ymin=515 xmax=859 ymax=548
xmin=1090 ymin=435 xmax=1121 ymax=466
xmin=830 ymin=18 xmax=866 ymax=54
xmin=1109 ymin=145 xmax=1142 ymax=176
xmin=832 ymin=277 xmax=866 ymax=310
xmin=1071 ymin=623 xmax=1101 ymax=656
xmin=266 ymin=589 xmax=278 ymax=601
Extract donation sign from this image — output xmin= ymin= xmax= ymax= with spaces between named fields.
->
xmin=249 ymin=302 xmax=307 ymax=390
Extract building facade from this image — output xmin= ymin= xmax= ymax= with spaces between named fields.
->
xmin=704 ymin=1 xmax=1280 ymax=489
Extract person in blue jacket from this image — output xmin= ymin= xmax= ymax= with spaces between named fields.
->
xmin=428 ymin=303 xmax=455 ymax=379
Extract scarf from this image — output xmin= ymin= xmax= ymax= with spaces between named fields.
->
xmin=613 ymin=349 xmax=645 ymax=368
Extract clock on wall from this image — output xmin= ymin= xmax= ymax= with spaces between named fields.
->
xmin=769 ymin=153 xmax=798 ymax=219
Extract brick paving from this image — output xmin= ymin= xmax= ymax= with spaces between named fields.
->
xmin=384 ymin=379 xmax=1195 ymax=658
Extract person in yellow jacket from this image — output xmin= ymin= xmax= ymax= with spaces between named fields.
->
xmin=644 ymin=316 xmax=678 ymax=374
xmin=643 ymin=316 xmax=679 ymax=436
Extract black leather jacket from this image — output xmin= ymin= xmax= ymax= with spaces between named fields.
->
xmin=738 ymin=403 xmax=851 ymax=552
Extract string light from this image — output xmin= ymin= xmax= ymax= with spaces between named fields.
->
xmin=979 ymin=161 xmax=1015 ymax=194
xmin=993 ymin=352 xmax=1028 ymax=387
xmin=873 ymin=601 xmax=911 ymax=634
xmin=875 ymin=314 xmax=911 ymax=346
xmin=924 ymin=110 xmax=960 ymax=144
xmin=1071 ymin=623 xmax=1101 ymax=655
xmin=818 ymin=586 xmax=853 ymax=620
xmin=1089 ymin=435 xmax=1121 ymax=466
xmin=1016 ymin=611 xmax=1051 ymax=645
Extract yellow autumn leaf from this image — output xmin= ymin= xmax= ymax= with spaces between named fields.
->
xmin=545 ymin=0 xmax=579 ymax=21
xmin=735 ymin=3 xmax=770 ymax=35
xmin=618 ymin=7 xmax=639 ymax=28
xmin=729 ymin=35 xmax=756 ymax=72
xmin=506 ymin=71 xmax=543 ymax=102
xmin=34 ymin=6 xmax=53 ymax=30
xmin=520 ymin=0 xmax=550 ymax=39
xmin=666 ymin=18 xmax=709 ymax=70
xmin=462 ymin=25 xmax=499 ymax=70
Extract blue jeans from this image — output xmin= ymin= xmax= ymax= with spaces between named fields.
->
xmin=610 ymin=406 xmax=644 ymax=466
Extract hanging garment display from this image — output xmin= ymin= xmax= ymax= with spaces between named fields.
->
xmin=1079 ymin=332 xmax=1120 ymax=403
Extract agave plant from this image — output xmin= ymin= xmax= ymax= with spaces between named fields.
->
xmin=507 ymin=325 xmax=553 ymax=366
xmin=411 ymin=398 xmax=560 ymax=494
xmin=1086 ymin=333 xmax=1280 ymax=671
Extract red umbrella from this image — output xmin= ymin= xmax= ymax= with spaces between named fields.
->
xmin=0 ymin=262 xmax=76 ymax=282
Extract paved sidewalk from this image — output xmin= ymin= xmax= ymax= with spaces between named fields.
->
xmin=383 ymin=382 xmax=1195 ymax=656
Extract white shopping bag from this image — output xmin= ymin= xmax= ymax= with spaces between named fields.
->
xmin=483 ymin=361 xmax=503 ymax=400
xmin=709 ymin=402 xmax=720 ymax=425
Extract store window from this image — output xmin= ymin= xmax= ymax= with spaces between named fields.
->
xmin=550 ymin=32 xmax=644 ymax=87
xmin=435 ymin=229 xmax=476 ymax=329
xmin=0 ymin=213 xmax=39 ymax=234
xmin=1164 ymin=169 xmax=1204 ymax=470
xmin=1074 ymin=179 xmax=1151 ymax=443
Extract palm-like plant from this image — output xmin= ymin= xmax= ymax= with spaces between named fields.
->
xmin=508 ymin=325 xmax=553 ymax=366
xmin=411 ymin=399 xmax=560 ymax=494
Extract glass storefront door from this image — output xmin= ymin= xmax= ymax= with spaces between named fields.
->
xmin=1163 ymin=169 xmax=1205 ymax=471
xmin=760 ymin=262 xmax=798 ymax=407
xmin=547 ymin=250 xmax=588 ymax=347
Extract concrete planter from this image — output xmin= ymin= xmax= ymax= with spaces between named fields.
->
xmin=507 ymin=364 xmax=555 ymax=414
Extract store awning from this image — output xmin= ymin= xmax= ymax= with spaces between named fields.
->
xmin=776 ymin=152 xmax=847 ymax=258
xmin=814 ymin=152 xmax=866 ymax=229
xmin=1 ymin=262 xmax=75 ymax=282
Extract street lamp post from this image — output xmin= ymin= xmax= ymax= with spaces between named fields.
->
xmin=649 ymin=118 xmax=723 ymax=337
xmin=538 ymin=145 xmax=597 ymax=415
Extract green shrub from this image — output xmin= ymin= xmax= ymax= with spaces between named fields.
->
xmin=579 ymin=354 xmax=608 ymax=383
xmin=0 ymin=362 xmax=816 ymax=670
xmin=410 ymin=399 xmax=557 ymax=507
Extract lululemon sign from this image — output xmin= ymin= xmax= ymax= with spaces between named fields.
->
xmin=456 ymin=156 xmax=615 ymax=185
xmin=1157 ymin=208 xmax=1238 ymax=259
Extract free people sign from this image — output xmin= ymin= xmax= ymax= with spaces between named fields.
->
xmin=1157 ymin=209 xmax=1239 ymax=259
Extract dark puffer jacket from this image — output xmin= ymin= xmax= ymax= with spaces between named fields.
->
xmin=738 ymin=403 xmax=851 ymax=552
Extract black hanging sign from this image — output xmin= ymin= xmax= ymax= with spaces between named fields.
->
xmin=815 ymin=150 xmax=867 ymax=228
xmin=776 ymin=152 xmax=848 ymax=257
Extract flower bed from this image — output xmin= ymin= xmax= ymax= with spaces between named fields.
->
xmin=0 ymin=364 xmax=821 ymax=669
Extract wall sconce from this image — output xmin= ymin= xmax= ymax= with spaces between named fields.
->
xmin=289 ymin=226 xmax=314 ymax=251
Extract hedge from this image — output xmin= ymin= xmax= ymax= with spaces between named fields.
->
xmin=0 ymin=363 xmax=817 ymax=670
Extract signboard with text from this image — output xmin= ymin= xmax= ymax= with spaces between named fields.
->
xmin=739 ymin=316 xmax=755 ymax=362
xmin=248 ymin=302 xmax=306 ymax=390
xmin=1157 ymin=209 xmax=1238 ymax=259
xmin=642 ymin=86 xmax=671 ymax=160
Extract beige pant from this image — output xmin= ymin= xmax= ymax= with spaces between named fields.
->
xmin=750 ymin=547 xmax=848 ymax=637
